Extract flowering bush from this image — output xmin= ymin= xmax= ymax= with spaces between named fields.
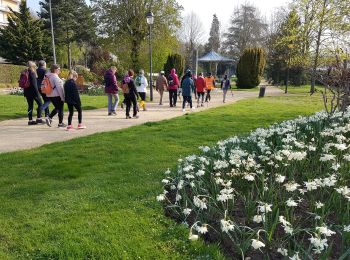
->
xmin=82 ymin=83 xmax=105 ymax=96
xmin=9 ymin=87 xmax=23 ymax=96
xmin=158 ymin=110 xmax=350 ymax=259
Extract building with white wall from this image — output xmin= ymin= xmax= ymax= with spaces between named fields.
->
xmin=0 ymin=0 xmax=21 ymax=27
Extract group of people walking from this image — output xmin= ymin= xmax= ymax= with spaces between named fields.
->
xmin=21 ymin=61 xmax=232 ymax=128
xmin=21 ymin=60 xmax=85 ymax=130
xmin=104 ymin=66 xmax=232 ymax=118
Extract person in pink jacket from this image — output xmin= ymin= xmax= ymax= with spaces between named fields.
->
xmin=167 ymin=68 xmax=180 ymax=107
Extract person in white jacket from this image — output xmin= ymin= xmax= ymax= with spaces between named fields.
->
xmin=135 ymin=69 xmax=148 ymax=111
xmin=46 ymin=64 xmax=65 ymax=127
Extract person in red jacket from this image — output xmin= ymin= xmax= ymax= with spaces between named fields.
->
xmin=167 ymin=68 xmax=180 ymax=107
xmin=195 ymin=72 xmax=206 ymax=107
xmin=104 ymin=66 xmax=119 ymax=116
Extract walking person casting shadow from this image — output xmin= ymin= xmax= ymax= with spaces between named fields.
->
xmin=64 ymin=70 xmax=86 ymax=131
xmin=46 ymin=64 xmax=65 ymax=127
xmin=20 ymin=61 xmax=43 ymax=125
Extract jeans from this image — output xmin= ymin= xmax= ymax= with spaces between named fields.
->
xmin=67 ymin=103 xmax=82 ymax=125
xmin=40 ymin=92 xmax=50 ymax=117
xmin=26 ymin=95 xmax=42 ymax=121
xmin=182 ymin=96 xmax=192 ymax=109
xmin=49 ymin=96 xmax=64 ymax=124
xmin=223 ymin=89 xmax=228 ymax=102
xmin=107 ymin=93 xmax=119 ymax=113
xmin=169 ymin=89 xmax=177 ymax=107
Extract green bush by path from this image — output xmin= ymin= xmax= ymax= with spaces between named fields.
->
xmin=0 ymin=64 xmax=25 ymax=86
xmin=0 ymin=95 xmax=323 ymax=259
xmin=236 ymin=48 xmax=265 ymax=89
xmin=0 ymin=95 xmax=108 ymax=121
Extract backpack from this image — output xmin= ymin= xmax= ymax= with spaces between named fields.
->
xmin=41 ymin=75 xmax=54 ymax=95
xmin=168 ymin=75 xmax=174 ymax=86
xmin=135 ymin=76 xmax=142 ymax=87
xmin=121 ymin=82 xmax=130 ymax=94
xmin=18 ymin=70 xmax=30 ymax=89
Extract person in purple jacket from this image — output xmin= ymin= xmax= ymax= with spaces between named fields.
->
xmin=104 ymin=66 xmax=119 ymax=116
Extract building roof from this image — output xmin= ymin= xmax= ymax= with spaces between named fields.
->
xmin=198 ymin=51 xmax=233 ymax=62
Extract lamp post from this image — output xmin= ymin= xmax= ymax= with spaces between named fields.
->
xmin=146 ymin=11 xmax=154 ymax=101
xmin=49 ymin=0 xmax=57 ymax=64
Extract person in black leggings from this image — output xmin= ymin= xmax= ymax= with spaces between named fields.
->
xmin=64 ymin=70 xmax=86 ymax=130
xmin=124 ymin=70 xmax=139 ymax=119
xmin=24 ymin=61 xmax=43 ymax=125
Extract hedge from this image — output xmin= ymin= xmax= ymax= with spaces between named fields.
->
xmin=0 ymin=64 xmax=26 ymax=84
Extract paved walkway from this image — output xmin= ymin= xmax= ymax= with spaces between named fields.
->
xmin=0 ymin=86 xmax=284 ymax=153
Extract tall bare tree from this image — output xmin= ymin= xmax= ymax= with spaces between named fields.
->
xmin=180 ymin=11 xmax=205 ymax=68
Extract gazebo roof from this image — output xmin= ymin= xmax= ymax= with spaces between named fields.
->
xmin=198 ymin=51 xmax=233 ymax=62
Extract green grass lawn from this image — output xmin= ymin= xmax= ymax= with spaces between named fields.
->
xmin=278 ymin=84 xmax=323 ymax=94
xmin=0 ymin=95 xmax=108 ymax=121
xmin=0 ymin=95 xmax=324 ymax=259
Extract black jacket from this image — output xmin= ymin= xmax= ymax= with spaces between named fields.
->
xmin=64 ymin=79 xmax=81 ymax=105
xmin=37 ymin=67 xmax=46 ymax=90
xmin=128 ymin=79 xmax=139 ymax=99
xmin=24 ymin=69 xmax=40 ymax=99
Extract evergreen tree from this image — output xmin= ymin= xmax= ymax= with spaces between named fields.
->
xmin=236 ymin=48 xmax=265 ymax=88
xmin=223 ymin=4 xmax=267 ymax=60
xmin=205 ymin=14 xmax=220 ymax=53
xmin=0 ymin=0 xmax=48 ymax=64
xmin=163 ymin=53 xmax=184 ymax=77
xmin=39 ymin=0 xmax=96 ymax=68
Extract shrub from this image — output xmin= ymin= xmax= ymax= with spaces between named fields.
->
xmin=158 ymin=111 xmax=350 ymax=259
xmin=75 ymin=65 xmax=100 ymax=83
xmin=236 ymin=48 xmax=265 ymax=89
xmin=82 ymin=83 xmax=105 ymax=96
xmin=163 ymin=54 xmax=184 ymax=77
xmin=0 ymin=64 xmax=26 ymax=84
xmin=59 ymin=68 xmax=70 ymax=80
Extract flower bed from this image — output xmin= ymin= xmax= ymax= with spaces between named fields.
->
xmin=158 ymin=110 xmax=350 ymax=259
xmin=9 ymin=87 xmax=23 ymax=96
xmin=82 ymin=83 xmax=105 ymax=96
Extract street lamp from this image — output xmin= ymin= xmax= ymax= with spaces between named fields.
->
xmin=49 ymin=0 xmax=57 ymax=64
xmin=146 ymin=11 xmax=154 ymax=101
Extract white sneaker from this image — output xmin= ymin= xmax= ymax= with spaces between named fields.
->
xmin=182 ymin=109 xmax=186 ymax=112
xmin=191 ymin=107 xmax=196 ymax=110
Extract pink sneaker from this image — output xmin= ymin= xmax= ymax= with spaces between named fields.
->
xmin=66 ymin=125 xmax=74 ymax=131
xmin=77 ymin=124 xmax=86 ymax=129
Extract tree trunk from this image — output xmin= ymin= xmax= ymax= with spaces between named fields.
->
xmin=285 ymin=66 xmax=290 ymax=94
xmin=67 ymin=42 xmax=72 ymax=70
xmin=311 ymin=0 xmax=327 ymax=94
xmin=131 ymin=38 xmax=141 ymax=71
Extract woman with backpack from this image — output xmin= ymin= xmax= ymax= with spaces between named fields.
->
xmin=64 ymin=70 xmax=86 ymax=130
xmin=123 ymin=70 xmax=139 ymax=119
xmin=37 ymin=60 xmax=50 ymax=118
xmin=23 ymin=61 xmax=43 ymax=125
xmin=135 ymin=69 xmax=148 ymax=111
xmin=181 ymin=69 xmax=195 ymax=112
xmin=221 ymin=75 xmax=231 ymax=103
xmin=46 ymin=64 xmax=65 ymax=128
xmin=168 ymin=68 xmax=180 ymax=107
